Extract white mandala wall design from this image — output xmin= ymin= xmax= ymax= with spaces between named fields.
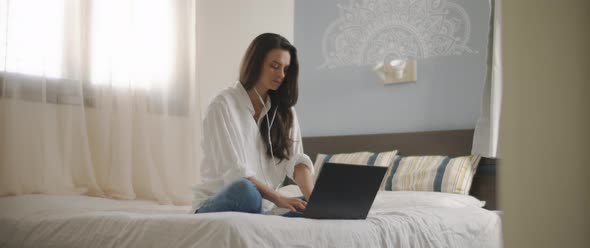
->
xmin=320 ymin=0 xmax=476 ymax=69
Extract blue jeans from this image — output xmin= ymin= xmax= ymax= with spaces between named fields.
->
xmin=195 ymin=178 xmax=304 ymax=218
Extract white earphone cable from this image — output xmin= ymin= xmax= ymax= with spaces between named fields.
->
xmin=254 ymin=88 xmax=279 ymax=190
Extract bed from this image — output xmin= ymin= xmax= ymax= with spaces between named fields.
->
xmin=0 ymin=129 xmax=502 ymax=248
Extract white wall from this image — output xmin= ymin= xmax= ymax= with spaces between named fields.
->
xmin=499 ymin=1 xmax=590 ymax=247
xmin=195 ymin=0 xmax=294 ymax=116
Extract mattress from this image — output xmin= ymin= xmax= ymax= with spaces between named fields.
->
xmin=0 ymin=190 xmax=502 ymax=248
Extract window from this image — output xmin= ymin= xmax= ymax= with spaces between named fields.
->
xmin=1 ymin=0 xmax=177 ymax=90
xmin=1 ymin=0 xmax=64 ymax=78
xmin=90 ymin=0 xmax=174 ymax=89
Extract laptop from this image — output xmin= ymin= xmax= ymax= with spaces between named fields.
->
xmin=302 ymin=162 xmax=387 ymax=220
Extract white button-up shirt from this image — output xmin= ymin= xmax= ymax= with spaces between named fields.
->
xmin=191 ymin=82 xmax=314 ymax=213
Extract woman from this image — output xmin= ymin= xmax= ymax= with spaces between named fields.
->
xmin=191 ymin=33 xmax=315 ymax=217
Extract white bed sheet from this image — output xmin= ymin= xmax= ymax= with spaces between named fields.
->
xmin=0 ymin=192 xmax=502 ymax=248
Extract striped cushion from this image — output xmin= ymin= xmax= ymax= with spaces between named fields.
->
xmin=384 ymin=155 xmax=482 ymax=195
xmin=313 ymin=150 xmax=398 ymax=189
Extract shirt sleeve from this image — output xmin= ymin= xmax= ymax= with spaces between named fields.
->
xmin=202 ymin=102 xmax=255 ymax=185
xmin=281 ymin=107 xmax=314 ymax=181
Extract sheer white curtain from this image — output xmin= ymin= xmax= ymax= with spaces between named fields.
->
xmin=473 ymin=0 xmax=502 ymax=158
xmin=0 ymin=0 xmax=201 ymax=205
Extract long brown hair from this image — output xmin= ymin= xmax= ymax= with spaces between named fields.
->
xmin=239 ymin=33 xmax=299 ymax=162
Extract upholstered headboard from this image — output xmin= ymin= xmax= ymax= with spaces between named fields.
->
xmin=300 ymin=129 xmax=498 ymax=210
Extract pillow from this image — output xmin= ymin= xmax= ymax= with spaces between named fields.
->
xmin=371 ymin=191 xmax=486 ymax=209
xmin=277 ymin=185 xmax=485 ymax=209
xmin=383 ymin=155 xmax=481 ymax=195
xmin=313 ymin=150 xmax=398 ymax=189
xmin=277 ymin=184 xmax=304 ymax=198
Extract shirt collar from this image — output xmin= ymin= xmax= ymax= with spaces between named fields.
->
xmin=234 ymin=81 xmax=272 ymax=117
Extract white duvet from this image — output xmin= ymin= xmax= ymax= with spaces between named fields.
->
xmin=0 ymin=190 xmax=502 ymax=248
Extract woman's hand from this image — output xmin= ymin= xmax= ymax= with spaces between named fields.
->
xmin=246 ymin=177 xmax=306 ymax=212
xmin=274 ymin=195 xmax=307 ymax=212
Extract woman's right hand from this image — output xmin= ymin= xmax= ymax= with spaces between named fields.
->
xmin=274 ymin=195 xmax=307 ymax=212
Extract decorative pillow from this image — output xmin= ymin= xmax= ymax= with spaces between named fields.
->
xmin=313 ymin=150 xmax=398 ymax=189
xmin=383 ymin=155 xmax=481 ymax=195
xmin=278 ymin=185 xmax=486 ymax=209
